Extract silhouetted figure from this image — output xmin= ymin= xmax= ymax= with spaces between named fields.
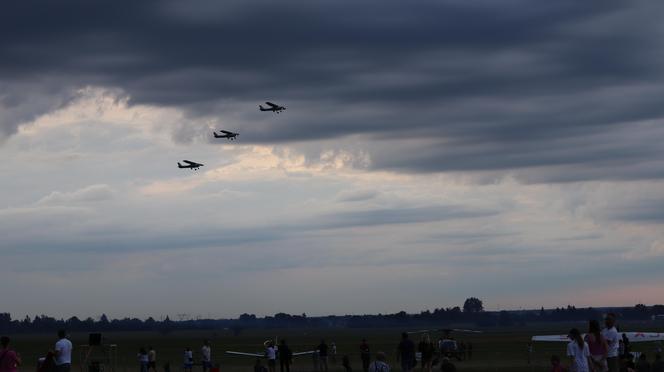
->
xmin=585 ymin=320 xmax=608 ymax=372
xmin=652 ymin=354 xmax=663 ymax=372
xmin=368 ymin=352 xmax=390 ymax=372
xmin=0 ymin=336 xmax=21 ymax=372
xmin=183 ymin=348 xmax=194 ymax=372
xmin=37 ymin=351 xmax=57 ymax=372
xmin=138 ymin=347 xmax=149 ymax=372
xmin=418 ymin=334 xmax=435 ymax=372
xmin=360 ymin=339 xmax=371 ymax=372
xmin=467 ymin=342 xmax=473 ymax=360
xmin=439 ymin=358 xmax=456 ymax=372
xmin=255 ymin=358 xmax=268 ymax=372
xmin=279 ymin=340 xmax=293 ymax=372
xmin=549 ymin=355 xmax=565 ymax=372
xmin=636 ymin=354 xmax=651 ymax=372
xmin=318 ymin=340 xmax=329 ymax=372
xmin=266 ymin=341 xmax=277 ymax=372
xmin=342 ymin=355 xmax=352 ymax=372
xmin=397 ymin=332 xmax=416 ymax=372
xmin=603 ymin=314 xmax=620 ymax=372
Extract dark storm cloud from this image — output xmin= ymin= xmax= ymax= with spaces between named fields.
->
xmin=2 ymin=0 xmax=663 ymax=180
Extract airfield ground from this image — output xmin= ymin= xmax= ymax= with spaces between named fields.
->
xmin=7 ymin=323 xmax=663 ymax=371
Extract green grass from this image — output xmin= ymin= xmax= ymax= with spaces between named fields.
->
xmin=6 ymin=324 xmax=663 ymax=372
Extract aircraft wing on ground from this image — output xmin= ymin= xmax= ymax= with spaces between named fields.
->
xmin=225 ymin=351 xmax=264 ymax=357
xmin=292 ymin=351 xmax=317 ymax=356
xmin=407 ymin=328 xmax=482 ymax=334
xmin=532 ymin=332 xmax=664 ymax=342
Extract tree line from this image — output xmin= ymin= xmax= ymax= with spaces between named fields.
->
xmin=2 ymin=299 xmax=663 ymax=334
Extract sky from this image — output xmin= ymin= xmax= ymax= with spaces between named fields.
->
xmin=1 ymin=0 xmax=663 ymax=320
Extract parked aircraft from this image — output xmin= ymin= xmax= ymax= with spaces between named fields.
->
xmin=259 ymin=102 xmax=286 ymax=113
xmin=532 ymin=331 xmax=664 ymax=342
xmin=226 ymin=338 xmax=316 ymax=358
xmin=177 ymin=160 xmax=204 ymax=170
xmin=213 ymin=130 xmax=239 ymax=140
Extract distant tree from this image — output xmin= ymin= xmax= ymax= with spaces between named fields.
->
xmin=463 ymin=298 xmax=484 ymax=313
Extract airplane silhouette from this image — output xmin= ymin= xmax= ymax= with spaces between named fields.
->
xmin=213 ymin=130 xmax=239 ymax=140
xmin=177 ymin=160 xmax=204 ymax=170
xmin=259 ymin=101 xmax=286 ymax=113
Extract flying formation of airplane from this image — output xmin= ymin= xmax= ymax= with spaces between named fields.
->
xmin=259 ymin=101 xmax=286 ymax=113
xmin=226 ymin=338 xmax=316 ymax=359
xmin=213 ymin=130 xmax=239 ymax=140
xmin=177 ymin=160 xmax=204 ymax=170
xmin=178 ymin=101 xmax=284 ymax=171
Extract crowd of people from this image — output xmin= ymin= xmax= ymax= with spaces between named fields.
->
xmin=549 ymin=313 xmax=663 ymax=372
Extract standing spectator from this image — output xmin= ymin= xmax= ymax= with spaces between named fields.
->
xmin=636 ymin=354 xmax=651 ymax=372
xmin=368 ymin=352 xmax=390 ymax=372
xmin=467 ymin=342 xmax=473 ymax=361
xmin=312 ymin=350 xmax=320 ymax=372
xmin=138 ymin=347 xmax=149 ymax=372
xmin=54 ymin=330 xmax=72 ymax=372
xmin=360 ymin=339 xmax=371 ymax=372
xmin=439 ymin=358 xmax=456 ymax=372
xmin=418 ymin=334 xmax=434 ymax=372
xmin=201 ymin=340 xmax=212 ymax=372
xmin=550 ymin=355 xmax=565 ymax=372
xmin=623 ymin=334 xmax=632 ymax=358
xmin=0 ymin=336 xmax=21 ymax=372
xmin=397 ymin=333 xmax=415 ymax=372
xmin=318 ymin=340 xmax=329 ymax=372
xmin=342 ymin=355 xmax=352 ymax=372
xmin=585 ymin=320 xmax=608 ymax=372
xmin=183 ymin=348 xmax=194 ymax=372
xmin=147 ymin=346 xmax=157 ymax=372
xmin=527 ymin=342 xmax=533 ymax=365
xmin=37 ymin=351 xmax=57 ymax=372
xmin=278 ymin=340 xmax=292 ymax=372
xmin=265 ymin=341 xmax=277 ymax=372
xmin=567 ymin=328 xmax=591 ymax=372
xmin=254 ymin=358 xmax=267 ymax=372
xmin=651 ymin=354 xmax=663 ymax=372
xmin=603 ymin=314 xmax=620 ymax=372
xmin=331 ymin=342 xmax=337 ymax=365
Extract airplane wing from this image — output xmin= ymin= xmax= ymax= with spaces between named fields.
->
xmin=451 ymin=329 xmax=483 ymax=334
xmin=621 ymin=332 xmax=664 ymax=342
xmin=225 ymin=351 xmax=264 ymax=357
xmin=265 ymin=102 xmax=278 ymax=108
xmin=292 ymin=351 xmax=317 ymax=356
xmin=219 ymin=130 xmax=233 ymax=134
xmin=407 ymin=329 xmax=434 ymax=334
xmin=183 ymin=160 xmax=196 ymax=165
xmin=532 ymin=332 xmax=664 ymax=342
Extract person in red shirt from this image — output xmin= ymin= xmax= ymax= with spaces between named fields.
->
xmin=0 ymin=336 xmax=21 ymax=372
xmin=550 ymin=355 xmax=567 ymax=372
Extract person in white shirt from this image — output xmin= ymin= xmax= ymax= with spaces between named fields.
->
xmin=54 ymin=330 xmax=73 ymax=372
xmin=201 ymin=340 xmax=212 ymax=372
xmin=368 ymin=352 xmax=390 ymax=372
xmin=567 ymin=328 xmax=591 ymax=372
xmin=265 ymin=342 xmax=277 ymax=372
xmin=183 ymin=348 xmax=193 ymax=372
xmin=602 ymin=313 xmax=620 ymax=372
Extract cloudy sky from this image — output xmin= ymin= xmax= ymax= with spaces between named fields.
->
xmin=2 ymin=0 xmax=663 ymax=319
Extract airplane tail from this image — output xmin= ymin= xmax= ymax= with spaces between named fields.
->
xmin=213 ymin=132 xmax=220 ymax=138
xmin=177 ymin=162 xmax=183 ymax=168
xmin=259 ymin=105 xmax=267 ymax=111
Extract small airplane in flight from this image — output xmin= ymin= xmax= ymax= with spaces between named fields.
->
xmin=177 ymin=160 xmax=204 ymax=170
xmin=259 ymin=102 xmax=286 ymax=113
xmin=213 ymin=130 xmax=239 ymax=140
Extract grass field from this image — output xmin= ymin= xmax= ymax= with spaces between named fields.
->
xmin=6 ymin=324 xmax=663 ymax=372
